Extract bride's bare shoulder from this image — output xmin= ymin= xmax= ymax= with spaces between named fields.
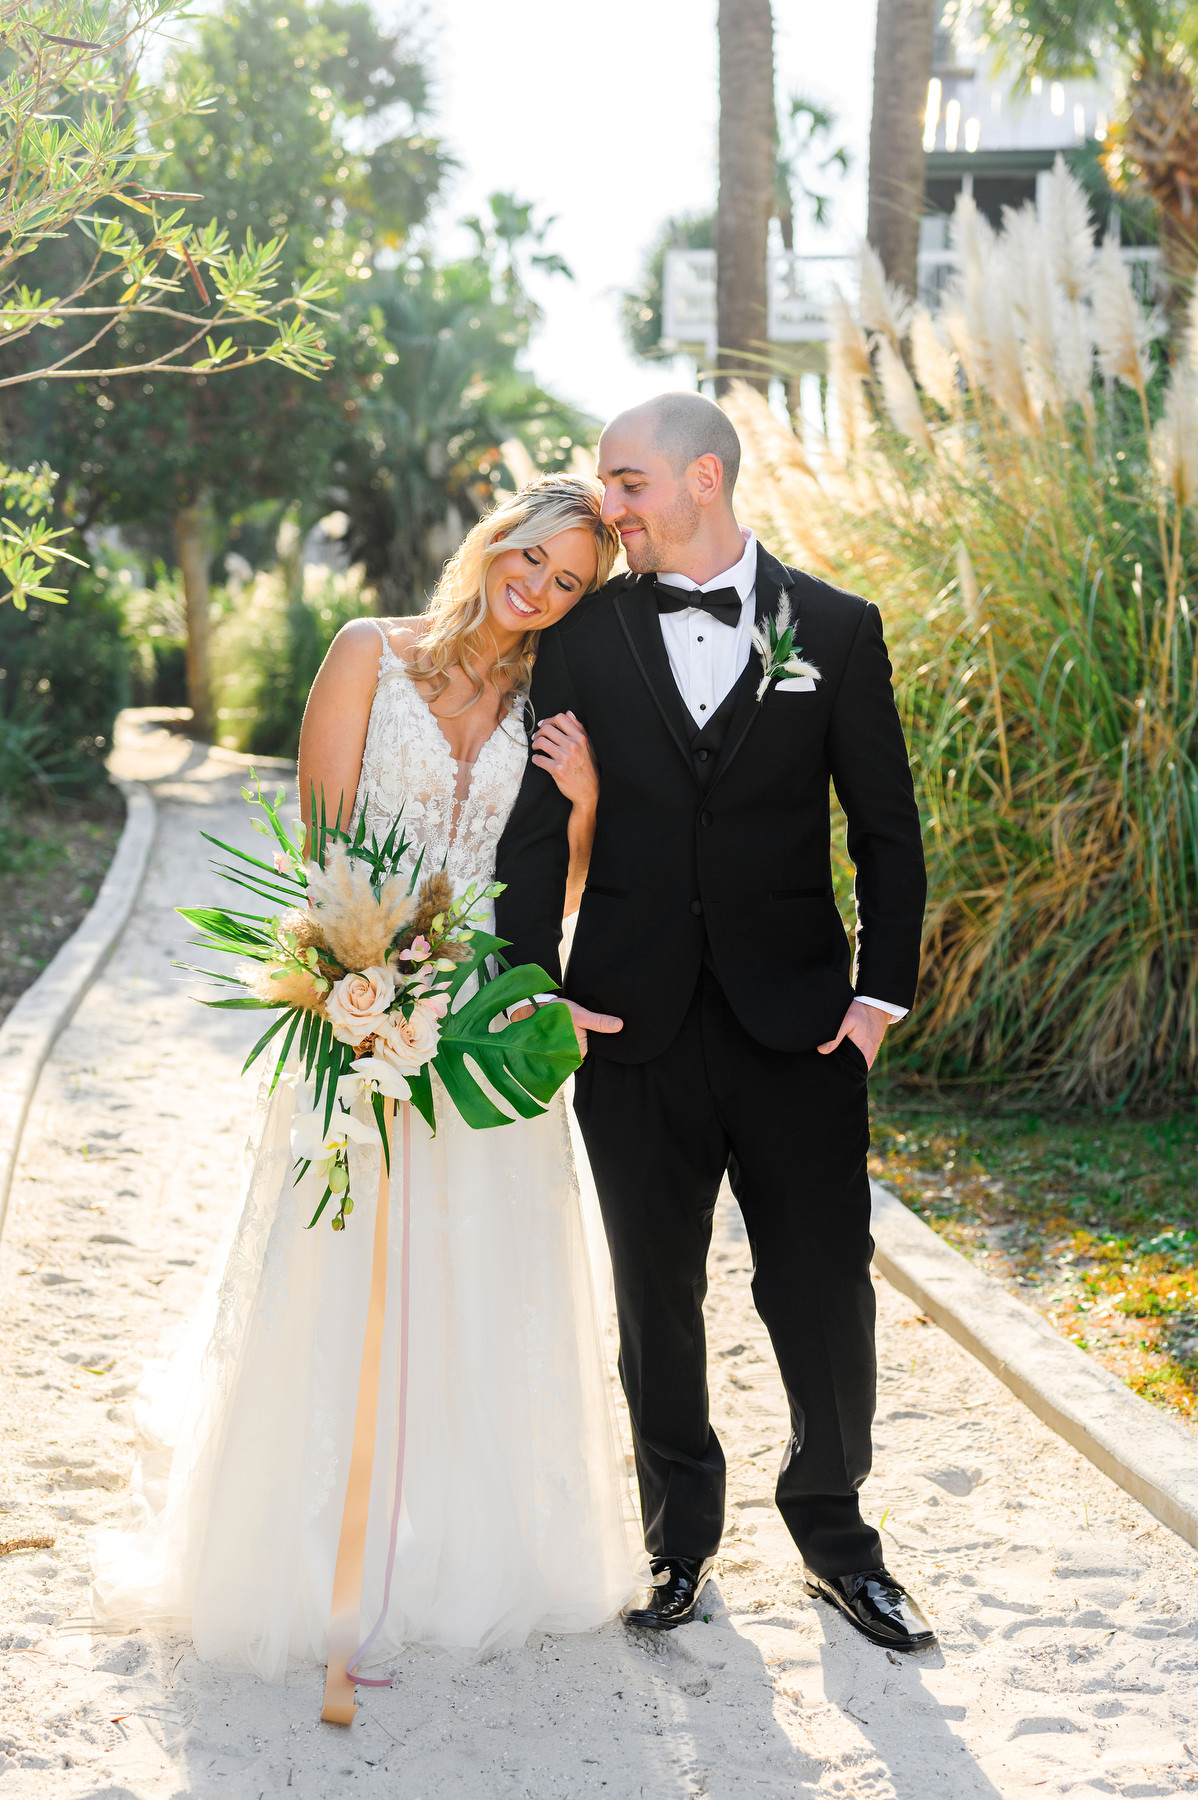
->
xmin=325 ymin=614 xmax=426 ymax=675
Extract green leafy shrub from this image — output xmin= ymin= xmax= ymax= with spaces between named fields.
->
xmin=210 ymin=565 xmax=369 ymax=758
xmin=119 ymin=566 xmax=189 ymax=708
xmin=0 ymin=570 xmax=129 ymax=795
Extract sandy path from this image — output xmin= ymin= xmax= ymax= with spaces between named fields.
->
xmin=2 ymin=722 xmax=1197 ymax=1799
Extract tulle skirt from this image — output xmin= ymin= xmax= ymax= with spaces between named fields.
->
xmin=90 ymin=1070 xmax=643 ymax=1684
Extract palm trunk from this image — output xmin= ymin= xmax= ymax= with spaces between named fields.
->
xmin=716 ymin=0 xmax=776 ymax=395
xmin=867 ymin=0 xmax=938 ymax=298
xmin=174 ymin=502 xmax=212 ymax=741
xmin=1118 ymin=59 xmax=1198 ymax=309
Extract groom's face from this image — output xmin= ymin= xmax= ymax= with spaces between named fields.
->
xmin=597 ymin=425 xmax=701 ymax=575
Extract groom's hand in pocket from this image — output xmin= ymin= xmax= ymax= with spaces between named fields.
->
xmin=509 ymin=999 xmax=622 ymax=1057
xmin=818 ymin=999 xmax=890 ymax=1070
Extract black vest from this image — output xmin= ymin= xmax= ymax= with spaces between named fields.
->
xmin=689 ymin=679 xmax=743 ymax=793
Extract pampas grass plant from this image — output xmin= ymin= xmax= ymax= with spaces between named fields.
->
xmin=726 ymin=155 xmax=1198 ymax=1105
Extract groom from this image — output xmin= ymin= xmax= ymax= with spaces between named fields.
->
xmin=496 ymin=393 xmax=934 ymax=1652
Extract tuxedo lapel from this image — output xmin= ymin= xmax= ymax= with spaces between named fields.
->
xmin=612 ymin=577 xmax=701 ymax=784
xmin=708 ymin=545 xmax=794 ymax=793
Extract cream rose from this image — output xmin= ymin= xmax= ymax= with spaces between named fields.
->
xmin=324 ymin=964 xmax=396 ymax=1046
xmin=374 ymin=1002 xmax=441 ymax=1073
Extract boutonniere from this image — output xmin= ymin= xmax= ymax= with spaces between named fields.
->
xmin=749 ymin=591 xmax=821 ymax=702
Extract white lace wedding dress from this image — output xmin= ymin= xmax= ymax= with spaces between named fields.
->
xmin=91 ymin=630 xmax=641 ymax=1683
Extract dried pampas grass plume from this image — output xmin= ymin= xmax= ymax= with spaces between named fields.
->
xmin=1153 ymin=368 xmax=1198 ymax=510
xmin=305 ymin=842 xmax=417 ymax=971
xmin=721 ymin=379 xmax=815 ymax=480
xmin=1055 ymin=297 xmax=1095 ymax=420
xmin=910 ymin=307 xmax=959 ymax=413
xmin=719 ymin=383 xmax=831 ymax=571
xmin=1039 ymin=153 xmax=1095 ymax=302
xmin=828 ymin=287 xmax=872 ymax=454
xmin=1000 ymin=202 xmax=1057 ymax=417
xmin=407 ymin=869 xmax=458 ymax=949
xmin=1089 ymin=235 xmax=1161 ymax=394
xmin=244 ymin=960 xmax=328 ymax=1013
xmin=858 ymin=243 xmax=912 ymax=349
xmin=874 ymin=336 xmax=933 ymax=452
xmin=1185 ymin=283 xmax=1198 ymax=377
xmin=955 ymin=540 xmax=983 ymax=627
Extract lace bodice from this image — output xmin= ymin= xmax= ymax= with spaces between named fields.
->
xmin=349 ymin=628 xmax=529 ymax=890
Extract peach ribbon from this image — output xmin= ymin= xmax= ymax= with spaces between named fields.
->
xmin=321 ymin=1098 xmax=412 ymax=1725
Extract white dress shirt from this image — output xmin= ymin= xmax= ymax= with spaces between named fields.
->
xmin=656 ymin=531 xmax=907 ymax=1022
xmin=658 ymin=527 xmax=759 ymax=728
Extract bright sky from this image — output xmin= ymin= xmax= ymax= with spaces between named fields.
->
xmin=425 ymin=0 xmax=877 ymax=423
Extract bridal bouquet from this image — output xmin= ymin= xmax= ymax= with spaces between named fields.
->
xmin=178 ymin=778 xmax=579 ymax=1230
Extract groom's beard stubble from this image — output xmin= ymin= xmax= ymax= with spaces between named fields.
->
xmin=620 ymin=487 xmax=703 ymax=573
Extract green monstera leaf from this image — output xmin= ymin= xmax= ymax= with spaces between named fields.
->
xmin=422 ymin=931 xmax=581 ymax=1132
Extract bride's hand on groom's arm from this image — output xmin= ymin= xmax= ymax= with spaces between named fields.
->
xmin=818 ymin=999 xmax=892 ymax=1071
xmin=531 ymin=711 xmax=597 ymax=811
xmin=509 ymin=998 xmax=622 ymax=1057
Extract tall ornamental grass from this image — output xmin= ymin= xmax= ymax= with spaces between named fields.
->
xmin=727 ymin=159 xmax=1198 ymax=1105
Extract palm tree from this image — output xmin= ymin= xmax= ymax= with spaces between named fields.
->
xmin=983 ymin=0 xmax=1198 ymax=298
xmin=867 ymin=0 xmax=939 ymax=297
xmin=716 ymin=0 xmax=776 ymax=395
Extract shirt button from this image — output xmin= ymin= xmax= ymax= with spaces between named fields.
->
xmin=690 ymin=900 xmax=703 ymax=916
xmin=697 ymin=635 xmax=704 ymax=643
xmin=699 ymin=703 xmax=707 ymax=712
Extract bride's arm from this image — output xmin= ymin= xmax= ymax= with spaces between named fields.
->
xmin=531 ymin=711 xmax=598 ymax=918
xmin=297 ymin=619 xmax=403 ymax=849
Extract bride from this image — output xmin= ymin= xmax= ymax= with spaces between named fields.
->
xmin=91 ymin=474 xmax=642 ymax=1684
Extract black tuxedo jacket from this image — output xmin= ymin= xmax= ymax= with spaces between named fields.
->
xmin=494 ymin=542 xmax=926 ymax=1065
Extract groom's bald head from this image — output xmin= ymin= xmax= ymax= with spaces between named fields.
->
xmin=597 ymin=392 xmax=746 ymax=576
xmin=603 ymin=391 xmax=741 ymax=496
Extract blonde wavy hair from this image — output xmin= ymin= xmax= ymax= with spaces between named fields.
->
xmin=405 ymin=474 xmax=620 ymax=716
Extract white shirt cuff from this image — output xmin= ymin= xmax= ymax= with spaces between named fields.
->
xmin=506 ymin=993 xmax=559 ymax=1020
xmin=856 ymin=995 xmax=908 ymax=1021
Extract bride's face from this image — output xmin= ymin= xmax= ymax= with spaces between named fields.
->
xmin=485 ymin=527 xmax=598 ymax=637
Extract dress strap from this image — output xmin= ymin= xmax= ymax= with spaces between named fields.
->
xmin=371 ymin=618 xmax=408 ymax=682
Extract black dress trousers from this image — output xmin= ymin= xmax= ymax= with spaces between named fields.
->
xmin=573 ymin=964 xmax=885 ymax=1580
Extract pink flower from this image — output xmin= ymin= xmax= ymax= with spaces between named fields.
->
xmin=374 ymin=1004 xmax=440 ymax=1073
xmin=274 ymin=852 xmax=291 ymax=873
xmin=324 ymin=965 xmax=396 ymax=1047
xmin=400 ymin=935 xmax=432 ymax=964
xmin=419 ymin=993 xmax=449 ymax=1020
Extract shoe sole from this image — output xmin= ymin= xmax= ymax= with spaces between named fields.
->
xmin=803 ymin=1579 xmax=936 ymax=1652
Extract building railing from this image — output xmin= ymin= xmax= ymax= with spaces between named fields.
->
xmin=661 ymin=246 xmax=1164 ymax=354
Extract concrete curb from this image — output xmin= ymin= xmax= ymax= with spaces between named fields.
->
xmin=870 ymin=1178 xmax=1198 ymax=1549
xmin=0 ymin=780 xmax=156 ymax=1239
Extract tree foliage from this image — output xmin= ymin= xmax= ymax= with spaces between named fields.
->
xmin=333 ymin=194 xmax=593 ymax=613
xmin=980 ymin=0 xmax=1198 ymax=292
xmin=7 ymin=0 xmax=451 ymax=534
xmin=0 ymin=0 xmax=337 ymax=607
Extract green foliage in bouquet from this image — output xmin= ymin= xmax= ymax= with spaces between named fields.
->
xmin=177 ymin=776 xmax=580 ymax=1228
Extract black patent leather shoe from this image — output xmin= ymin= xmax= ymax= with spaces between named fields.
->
xmin=623 ymin=1556 xmax=715 ymax=1631
xmin=803 ymin=1566 xmax=936 ymax=1651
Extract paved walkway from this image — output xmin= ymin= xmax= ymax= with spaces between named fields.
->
xmin=1 ymin=718 xmax=1196 ymax=1798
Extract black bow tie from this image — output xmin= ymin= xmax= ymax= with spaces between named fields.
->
xmin=654 ymin=580 xmax=743 ymax=629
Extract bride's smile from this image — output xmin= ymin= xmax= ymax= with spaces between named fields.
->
xmin=484 ymin=528 xmax=599 ymax=646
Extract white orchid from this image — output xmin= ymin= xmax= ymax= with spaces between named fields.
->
xmin=349 ymin=1056 xmax=412 ymax=1104
xmin=290 ymin=1103 xmax=380 ymax=1166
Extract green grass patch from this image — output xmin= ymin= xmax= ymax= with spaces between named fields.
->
xmin=870 ymin=1089 xmax=1198 ymax=1424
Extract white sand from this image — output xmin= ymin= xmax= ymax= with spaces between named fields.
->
xmin=2 ymin=718 xmax=1197 ymax=1798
